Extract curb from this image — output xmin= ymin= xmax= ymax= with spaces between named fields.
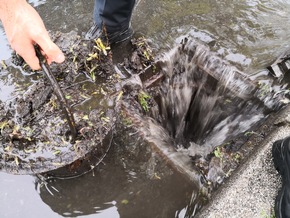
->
xmin=196 ymin=106 xmax=290 ymax=217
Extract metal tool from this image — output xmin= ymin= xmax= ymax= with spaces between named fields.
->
xmin=34 ymin=45 xmax=77 ymax=142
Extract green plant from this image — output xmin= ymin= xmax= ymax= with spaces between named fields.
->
xmin=260 ymin=209 xmax=275 ymax=218
xmin=257 ymin=81 xmax=271 ymax=98
xmin=138 ymin=91 xmax=151 ymax=112
xmin=214 ymin=147 xmax=223 ymax=159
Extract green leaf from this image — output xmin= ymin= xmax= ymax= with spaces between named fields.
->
xmin=53 ymin=150 xmax=61 ymax=155
xmin=82 ymin=115 xmax=89 ymax=120
xmin=121 ymin=199 xmax=129 ymax=205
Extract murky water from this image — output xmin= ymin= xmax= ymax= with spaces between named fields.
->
xmin=135 ymin=0 xmax=290 ymax=72
xmin=154 ymin=38 xmax=269 ymax=156
xmin=1 ymin=0 xmax=290 ymax=217
xmin=0 ymin=152 xmax=193 ymax=218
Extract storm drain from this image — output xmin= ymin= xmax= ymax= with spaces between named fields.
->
xmin=118 ymin=37 xmax=289 ymax=199
xmin=0 ymin=32 xmax=289 ymax=211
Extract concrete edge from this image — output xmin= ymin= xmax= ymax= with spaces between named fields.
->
xmin=196 ymin=105 xmax=290 ymax=218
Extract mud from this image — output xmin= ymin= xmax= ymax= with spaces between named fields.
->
xmin=0 ymin=31 xmax=116 ymax=177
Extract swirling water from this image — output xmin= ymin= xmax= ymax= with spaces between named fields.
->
xmin=1 ymin=0 xmax=290 ymax=217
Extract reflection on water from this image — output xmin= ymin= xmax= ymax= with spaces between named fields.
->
xmin=2 ymin=0 xmax=290 ymax=69
xmin=134 ymin=0 xmax=290 ymax=72
xmin=29 ymin=0 xmax=46 ymax=7
xmin=0 ymin=172 xmax=57 ymax=218
xmin=0 ymin=151 xmax=192 ymax=218
xmin=0 ymin=25 xmax=11 ymax=61
xmin=1 ymin=0 xmax=290 ymax=217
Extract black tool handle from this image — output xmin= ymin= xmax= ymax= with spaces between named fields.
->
xmin=35 ymin=45 xmax=77 ymax=142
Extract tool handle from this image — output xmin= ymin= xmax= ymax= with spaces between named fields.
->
xmin=35 ymin=45 xmax=77 ymax=142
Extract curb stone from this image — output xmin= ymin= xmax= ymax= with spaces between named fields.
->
xmin=196 ymin=106 xmax=290 ymax=218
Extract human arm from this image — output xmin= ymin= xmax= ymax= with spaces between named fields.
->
xmin=0 ymin=0 xmax=65 ymax=70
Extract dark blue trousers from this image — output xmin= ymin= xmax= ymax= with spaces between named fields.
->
xmin=94 ymin=0 xmax=136 ymax=33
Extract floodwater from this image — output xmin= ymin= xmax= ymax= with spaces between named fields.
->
xmin=1 ymin=0 xmax=290 ymax=217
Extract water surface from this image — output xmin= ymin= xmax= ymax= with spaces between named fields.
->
xmin=1 ymin=0 xmax=290 ymax=217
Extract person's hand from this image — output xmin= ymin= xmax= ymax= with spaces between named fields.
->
xmin=0 ymin=0 xmax=65 ymax=70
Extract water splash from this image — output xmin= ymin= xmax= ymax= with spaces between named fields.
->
xmin=152 ymin=37 xmax=282 ymax=157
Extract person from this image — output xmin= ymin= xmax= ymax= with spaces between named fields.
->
xmin=85 ymin=0 xmax=135 ymax=43
xmin=272 ymin=137 xmax=290 ymax=218
xmin=0 ymin=0 xmax=135 ymax=70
